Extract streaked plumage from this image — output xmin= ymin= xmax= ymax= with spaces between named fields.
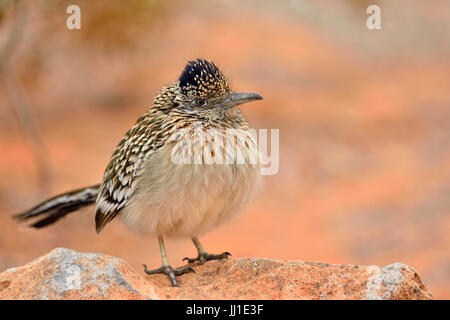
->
xmin=14 ymin=58 xmax=263 ymax=286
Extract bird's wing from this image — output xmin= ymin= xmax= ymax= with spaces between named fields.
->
xmin=94 ymin=114 xmax=162 ymax=233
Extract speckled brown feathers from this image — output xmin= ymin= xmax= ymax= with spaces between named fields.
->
xmin=94 ymin=59 xmax=258 ymax=234
xmin=94 ymin=83 xmax=181 ymax=232
xmin=14 ymin=58 xmax=263 ymax=288
xmin=179 ymin=59 xmax=230 ymax=98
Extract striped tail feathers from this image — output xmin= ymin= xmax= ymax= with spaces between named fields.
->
xmin=14 ymin=184 xmax=100 ymax=228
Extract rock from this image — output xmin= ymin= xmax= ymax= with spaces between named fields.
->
xmin=0 ymin=248 xmax=432 ymax=300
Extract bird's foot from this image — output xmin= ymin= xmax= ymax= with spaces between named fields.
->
xmin=142 ymin=264 xmax=195 ymax=287
xmin=183 ymin=251 xmax=231 ymax=265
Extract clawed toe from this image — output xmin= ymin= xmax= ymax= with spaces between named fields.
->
xmin=143 ymin=264 xmax=195 ymax=287
xmin=182 ymin=256 xmax=198 ymax=264
xmin=183 ymin=251 xmax=231 ymax=265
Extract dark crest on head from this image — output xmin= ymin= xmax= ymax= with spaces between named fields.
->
xmin=178 ymin=59 xmax=230 ymax=98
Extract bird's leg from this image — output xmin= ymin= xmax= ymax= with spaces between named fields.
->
xmin=143 ymin=236 xmax=195 ymax=287
xmin=183 ymin=237 xmax=231 ymax=264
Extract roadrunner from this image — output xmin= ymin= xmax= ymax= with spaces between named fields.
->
xmin=14 ymin=58 xmax=263 ymax=286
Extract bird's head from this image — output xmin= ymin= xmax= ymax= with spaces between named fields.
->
xmin=174 ymin=59 xmax=262 ymax=118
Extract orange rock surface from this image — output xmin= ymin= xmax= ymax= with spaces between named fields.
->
xmin=0 ymin=248 xmax=432 ymax=300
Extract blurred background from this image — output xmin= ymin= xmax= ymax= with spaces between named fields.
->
xmin=0 ymin=0 xmax=449 ymax=298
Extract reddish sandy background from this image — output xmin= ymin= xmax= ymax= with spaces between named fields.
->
xmin=0 ymin=1 xmax=449 ymax=298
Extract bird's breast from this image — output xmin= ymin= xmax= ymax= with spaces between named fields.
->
xmin=119 ymin=127 xmax=262 ymax=237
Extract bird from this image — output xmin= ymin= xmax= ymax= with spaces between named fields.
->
xmin=14 ymin=58 xmax=263 ymax=287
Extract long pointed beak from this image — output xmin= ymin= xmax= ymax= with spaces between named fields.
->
xmin=228 ymin=92 xmax=263 ymax=107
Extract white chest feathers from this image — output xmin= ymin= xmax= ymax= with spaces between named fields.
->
xmin=120 ymin=127 xmax=262 ymax=237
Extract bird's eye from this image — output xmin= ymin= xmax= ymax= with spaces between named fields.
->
xmin=195 ymin=98 xmax=207 ymax=107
